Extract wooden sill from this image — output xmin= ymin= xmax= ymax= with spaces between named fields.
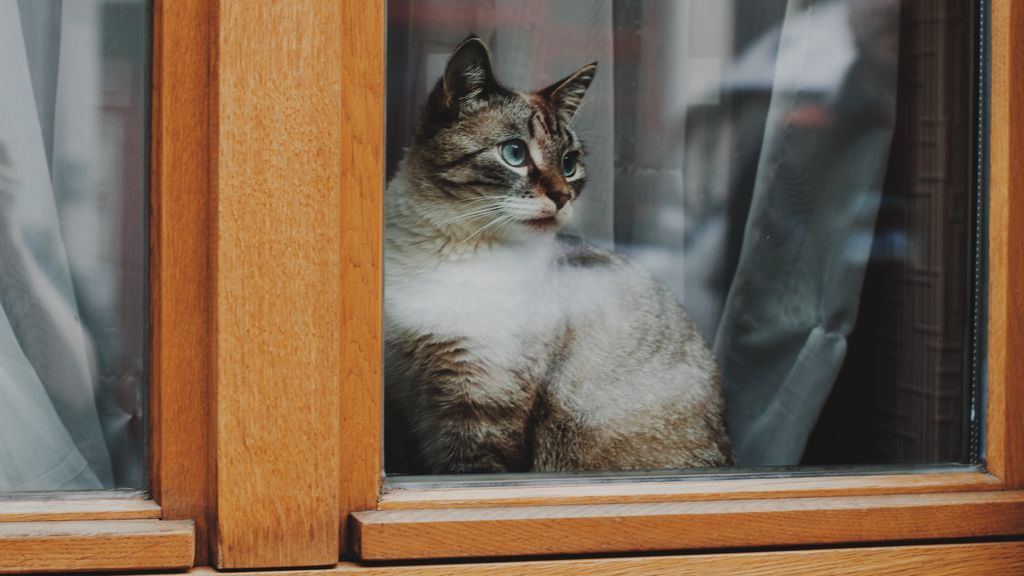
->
xmin=0 ymin=496 xmax=161 ymax=523
xmin=0 ymin=519 xmax=194 ymax=574
xmin=0 ymin=495 xmax=192 ymax=573
xmin=133 ymin=541 xmax=1024 ymax=575
xmin=379 ymin=471 xmax=1002 ymax=510
xmin=352 ymin=490 xmax=1024 ymax=561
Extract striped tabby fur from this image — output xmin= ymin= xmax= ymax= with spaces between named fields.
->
xmin=385 ymin=36 xmax=732 ymax=474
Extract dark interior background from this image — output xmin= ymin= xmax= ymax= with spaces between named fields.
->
xmin=385 ymin=0 xmax=976 ymax=471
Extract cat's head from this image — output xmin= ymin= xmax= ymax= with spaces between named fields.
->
xmin=408 ymin=36 xmax=596 ymax=240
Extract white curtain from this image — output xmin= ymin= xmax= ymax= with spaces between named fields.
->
xmin=1 ymin=0 xmax=150 ymax=491
xmin=0 ymin=0 xmax=111 ymax=490
xmin=713 ymin=0 xmax=899 ymax=465
xmin=388 ymin=0 xmax=900 ymax=467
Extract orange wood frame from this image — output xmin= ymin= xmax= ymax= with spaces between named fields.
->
xmin=137 ymin=541 xmax=1024 ymax=575
xmin=0 ymin=0 xmax=1021 ymax=573
xmin=151 ymin=0 xmax=212 ymax=566
xmin=342 ymin=0 xmax=1024 ymax=564
xmin=160 ymin=0 xmax=350 ymax=569
xmin=0 ymin=0 xmax=210 ymax=572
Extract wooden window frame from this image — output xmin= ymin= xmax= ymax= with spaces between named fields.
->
xmin=341 ymin=0 xmax=1024 ymax=566
xmin=1 ymin=0 xmax=1021 ymax=573
xmin=0 ymin=0 xmax=207 ymax=573
xmin=162 ymin=0 xmax=345 ymax=570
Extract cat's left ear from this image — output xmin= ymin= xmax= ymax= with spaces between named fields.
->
xmin=442 ymin=35 xmax=499 ymax=109
xmin=540 ymin=62 xmax=598 ymax=122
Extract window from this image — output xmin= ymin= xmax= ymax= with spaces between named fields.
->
xmin=1 ymin=0 xmax=1021 ymax=573
xmin=0 ymin=1 xmax=193 ymax=572
xmin=1 ymin=0 xmax=149 ymax=494
xmin=350 ymin=0 xmax=1024 ymax=566
xmin=382 ymin=0 xmax=981 ymax=479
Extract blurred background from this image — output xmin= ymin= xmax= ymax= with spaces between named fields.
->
xmin=386 ymin=0 xmax=976 ymax=468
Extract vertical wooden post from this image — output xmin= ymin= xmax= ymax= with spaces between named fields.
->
xmin=151 ymin=0 xmax=213 ymax=566
xmin=210 ymin=0 xmax=343 ymax=568
xmin=339 ymin=0 xmax=385 ymax=556
xmin=988 ymin=0 xmax=1024 ymax=490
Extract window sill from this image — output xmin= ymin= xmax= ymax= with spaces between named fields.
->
xmin=0 ymin=494 xmax=160 ymax=522
xmin=352 ymin=490 xmax=1024 ymax=561
xmin=127 ymin=541 xmax=1024 ymax=575
xmin=0 ymin=518 xmax=194 ymax=574
xmin=379 ymin=470 xmax=1001 ymax=510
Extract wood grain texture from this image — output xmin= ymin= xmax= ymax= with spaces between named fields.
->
xmin=0 ymin=498 xmax=160 ymax=523
xmin=381 ymin=471 xmax=1001 ymax=510
xmin=210 ymin=0 xmax=343 ymax=568
xmin=339 ymin=0 xmax=385 ymax=556
xmin=151 ymin=0 xmax=213 ymax=565
xmin=0 ymin=519 xmax=193 ymax=574
xmin=348 ymin=0 xmax=1024 ymax=562
xmin=141 ymin=542 xmax=1024 ymax=575
xmin=353 ymin=491 xmax=1024 ymax=560
xmin=988 ymin=0 xmax=1024 ymax=490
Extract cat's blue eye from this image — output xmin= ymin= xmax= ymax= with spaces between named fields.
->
xmin=499 ymin=139 xmax=528 ymax=167
xmin=562 ymin=152 xmax=579 ymax=178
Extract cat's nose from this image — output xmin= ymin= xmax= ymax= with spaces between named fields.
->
xmin=546 ymin=190 xmax=570 ymax=210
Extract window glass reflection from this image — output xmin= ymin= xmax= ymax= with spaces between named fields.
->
xmin=385 ymin=0 xmax=975 ymax=475
xmin=0 ymin=0 xmax=149 ymax=491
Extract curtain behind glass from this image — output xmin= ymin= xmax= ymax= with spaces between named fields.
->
xmin=0 ymin=0 xmax=148 ymax=491
xmin=0 ymin=0 xmax=109 ymax=490
xmin=389 ymin=0 xmax=901 ymax=468
xmin=713 ymin=0 xmax=900 ymax=465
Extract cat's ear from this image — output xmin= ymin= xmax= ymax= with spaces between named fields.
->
xmin=441 ymin=35 xmax=498 ymax=109
xmin=540 ymin=62 xmax=598 ymax=122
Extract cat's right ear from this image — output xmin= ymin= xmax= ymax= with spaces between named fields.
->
xmin=540 ymin=62 xmax=597 ymax=123
xmin=440 ymin=35 xmax=498 ymax=110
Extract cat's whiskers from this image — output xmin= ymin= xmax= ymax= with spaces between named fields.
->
xmin=448 ymin=195 xmax=505 ymax=205
xmin=457 ymin=194 xmax=504 ymax=201
xmin=568 ymin=89 xmax=610 ymax=121
xmin=429 ymin=205 xmax=507 ymax=232
xmin=434 ymin=204 xmax=503 ymax=221
xmin=464 ymin=213 xmax=514 ymax=243
xmin=494 ymin=213 xmax=523 ymax=238
xmin=451 ymin=212 xmax=516 ymax=253
xmin=562 ymin=217 xmax=585 ymax=238
xmin=570 ymin=130 xmax=608 ymax=145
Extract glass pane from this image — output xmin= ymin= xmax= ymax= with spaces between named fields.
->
xmin=0 ymin=0 xmax=149 ymax=491
xmin=384 ymin=0 xmax=979 ymax=476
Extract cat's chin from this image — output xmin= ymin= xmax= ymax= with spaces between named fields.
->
xmin=523 ymin=216 xmax=560 ymax=230
xmin=496 ymin=217 xmax=562 ymax=244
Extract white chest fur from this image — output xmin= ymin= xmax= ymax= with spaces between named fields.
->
xmin=385 ymin=240 xmax=564 ymax=367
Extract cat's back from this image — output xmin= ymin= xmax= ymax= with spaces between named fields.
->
xmin=538 ymin=235 xmax=733 ymax=471
xmin=552 ymin=235 xmax=694 ymax=335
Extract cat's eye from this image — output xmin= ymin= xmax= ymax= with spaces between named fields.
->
xmin=499 ymin=139 xmax=528 ymax=167
xmin=562 ymin=152 xmax=579 ymax=178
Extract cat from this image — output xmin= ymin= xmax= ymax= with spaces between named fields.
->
xmin=384 ymin=36 xmax=732 ymax=474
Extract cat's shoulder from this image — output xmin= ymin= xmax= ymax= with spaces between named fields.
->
xmin=555 ymin=234 xmax=623 ymax=269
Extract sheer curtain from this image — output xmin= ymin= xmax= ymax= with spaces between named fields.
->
xmin=713 ymin=0 xmax=899 ymax=465
xmin=0 ymin=0 xmax=109 ymax=490
xmin=0 ymin=0 xmax=148 ymax=491
xmin=388 ymin=0 xmax=901 ymax=468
